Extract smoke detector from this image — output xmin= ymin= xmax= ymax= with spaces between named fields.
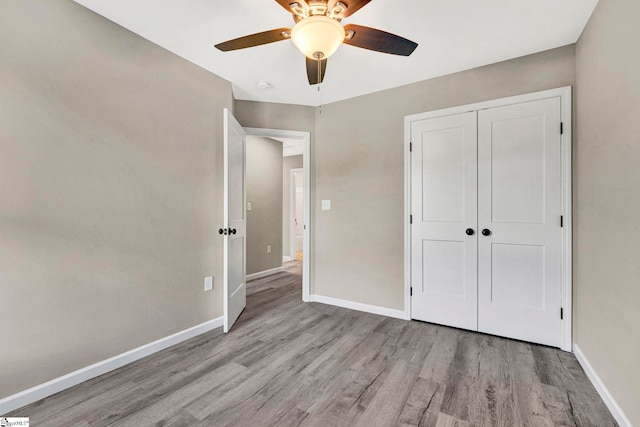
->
xmin=256 ymin=80 xmax=272 ymax=90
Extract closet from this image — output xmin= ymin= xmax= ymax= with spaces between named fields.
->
xmin=408 ymin=88 xmax=571 ymax=349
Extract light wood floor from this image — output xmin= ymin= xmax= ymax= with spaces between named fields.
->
xmin=10 ymin=261 xmax=616 ymax=426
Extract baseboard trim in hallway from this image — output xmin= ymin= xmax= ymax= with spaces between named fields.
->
xmin=309 ymin=294 xmax=408 ymax=320
xmin=246 ymin=266 xmax=284 ymax=281
xmin=573 ymin=344 xmax=632 ymax=427
xmin=0 ymin=317 xmax=223 ymax=416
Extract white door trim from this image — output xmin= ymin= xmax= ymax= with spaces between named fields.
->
xmin=244 ymin=127 xmax=311 ymax=303
xmin=290 ymin=168 xmax=303 ymax=261
xmin=404 ymin=86 xmax=573 ymax=351
xmin=290 ymin=169 xmax=296 ymax=261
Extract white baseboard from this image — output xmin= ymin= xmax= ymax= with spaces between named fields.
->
xmin=246 ymin=266 xmax=284 ymax=281
xmin=0 ymin=317 xmax=223 ymax=416
xmin=573 ymin=344 xmax=632 ymax=427
xmin=309 ymin=294 xmax=407 ymax=320
xmin=282 ymin=256 xmax=293 ymax=262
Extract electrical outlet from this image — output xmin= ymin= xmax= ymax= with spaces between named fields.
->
xmin=204 ymin=276 xmax=213 ymax=291
xmin=322 ymin=200 xmax=331 ymax=210
xmin=267 ymin=245 xmax=272 ymax=254
xmin=247 ymin=202 xmax=252 ymax=211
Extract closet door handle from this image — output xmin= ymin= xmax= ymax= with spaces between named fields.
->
xmin=465 ymin=228 xmax=475 ymax=236
xmin=218 ymin=228 xmax=228 ymax=235
xmin=230 ymin=228 xmax=237 ymax=235
xmin=481 ymin=228 xmax=491 ymax=236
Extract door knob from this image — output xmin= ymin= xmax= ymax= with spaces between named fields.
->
xmin=230 ymin=228 xmax=237 ymax=235
xmin=481 ymin=229 xmax=491 ymax=236
xmin=465 ymin=228 xmax=475 ymax=236
xmin=218 ymin=228 xmax=228 ymax=235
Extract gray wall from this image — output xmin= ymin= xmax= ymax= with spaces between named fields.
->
xmin=575 ymin=0 xmax=640 ymax=424
xmin=0 ymin=0 xmax=233 ymax=399
xmin=246 ymin=137 xmax=283 ymax=275
xmin=283 ymin=155 xmax=304 ymax=258
xmin=314 ymin=46 xmax=576 ymax=310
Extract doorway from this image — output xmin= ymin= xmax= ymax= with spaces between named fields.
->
xmin=244 ymin=127 xmax=311 ymax=302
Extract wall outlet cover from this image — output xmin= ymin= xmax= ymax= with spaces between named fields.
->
xmin=267 ymin=245 xmax=272 ymax=254
xmin=322 ymin=200 xmax=331 ymax=210
xmin=204 ymin=276 xmax=213 ymax=291
xmin=247 ymin=202 xmax=252 ymax=211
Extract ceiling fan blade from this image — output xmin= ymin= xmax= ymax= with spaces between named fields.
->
xmin=327 ymin=0 xmax=371 ymax=18
xmin=306 ymin=57 xmax=328 ymax=85
xmin=343 ymin=24 xmax=418 ymax=56
xmin=215 ymin=28 xmax=291 ymax=52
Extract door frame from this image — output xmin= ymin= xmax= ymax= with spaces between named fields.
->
xmin=404 ymin=86 xmax=573 ymax=351
xmin=244 ymin=127 xmax=311 ymax=302
xmin=290 ymin=168 xmax=304 ymax=261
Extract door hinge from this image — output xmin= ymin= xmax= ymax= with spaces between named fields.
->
xmin=560 ymin=307 xmax=564 ymax=319
xmin=410 ymin=215 xmax=413 ymax=224
xmin=409 ymin=142 xmax=413 ymax=152
xmin=560 ymin=215 xmax=563 ymax=227
xmin=560 ymin=122 xmax=564 ymax=135
xmin=410 ymin=287 xmax=413 ymax=296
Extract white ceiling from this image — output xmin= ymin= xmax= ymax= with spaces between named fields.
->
xmin=276 ymin=137 xmax=305 ymax=157
xmin=73 ymin=0 xmax=598 ymax=106
xmin=278 ymin=137 xmax=304 ymax=149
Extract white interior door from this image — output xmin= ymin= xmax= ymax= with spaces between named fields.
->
xmin=223 ymin=108 xmax=246 ymax=333
xmin=411 ymin=112 xmax=478 ymax=331
xmin=294 ymin=172 xmax=304 ymax=252
xmin=477 ymin=97 xmax=563 ymax=347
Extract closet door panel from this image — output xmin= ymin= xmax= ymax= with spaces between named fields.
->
xmin=490 ymin=114 xmax=546 ymax=224
xmin=477 ymin=97 xmax=563 ymax=348
xmin=411 ymin=112 xmax=478 ymax=331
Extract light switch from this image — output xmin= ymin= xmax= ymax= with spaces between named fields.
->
xmin=247 ymin=202 xmax=252 ymax=211
xmin=322 ymin=200 xmax=331 ymax=211
xmin=267 ymin=245 xmax=272 ymax=254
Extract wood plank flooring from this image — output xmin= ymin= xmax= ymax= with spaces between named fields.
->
xmin=9 ymin=261 xmax=617 ymax=426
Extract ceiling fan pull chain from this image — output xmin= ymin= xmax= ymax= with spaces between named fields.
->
xmin=317 ymin=65 xmax=322 ymax=115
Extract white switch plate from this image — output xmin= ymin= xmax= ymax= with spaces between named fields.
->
xmin=247 ymin=202 xmax=252 ymax=211
xmin=204 ymin=276 xmax=213 ymax=291
xmin=322 ymin=200 xmax=331 ymax=210
xmin=267 ymin=245 xmax=272 ymax=254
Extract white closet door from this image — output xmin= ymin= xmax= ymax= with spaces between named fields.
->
xmin=477 ymin=97 xmax=563 ymax=347
xmin=411 ymin=112 xmax=478 ymax=331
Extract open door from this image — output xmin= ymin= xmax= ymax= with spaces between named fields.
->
xmin=223 ymin=108 xmax=246 ymax=333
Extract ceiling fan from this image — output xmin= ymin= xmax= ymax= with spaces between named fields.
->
xmin=215 ymin=0 xmax=418 ymax=85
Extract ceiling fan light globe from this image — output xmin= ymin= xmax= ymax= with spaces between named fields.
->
xmin=291 ymin=16 xmax=345 ymax=59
